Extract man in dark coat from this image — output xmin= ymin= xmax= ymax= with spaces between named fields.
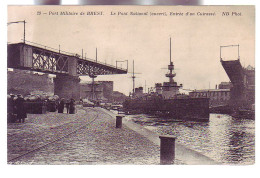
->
xmin=7 ymin=94 xmax=16 ymax=123
xmin=65 ymin=99 xmax=70 ymax=114
xmin=15 ymin=94 xmax=27 ymax=123
xmin=69 ymin=98 xmax=75 ymax=114
xmin=58 ymin=99 xmax=65 ymax=113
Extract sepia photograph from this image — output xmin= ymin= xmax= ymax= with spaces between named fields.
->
xmin=6 ymin=5 xmax=255 ymax=167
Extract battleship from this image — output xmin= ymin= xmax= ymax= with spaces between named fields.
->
xmin=123 ymin=39 xmax=210 ymax=121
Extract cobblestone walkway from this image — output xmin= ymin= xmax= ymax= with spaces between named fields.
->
xmin=8 ymin=107 xmax=95 ymax=161
xmin=8 ymin=107 xmax=161 ymax=165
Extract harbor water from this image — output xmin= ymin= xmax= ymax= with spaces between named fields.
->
xmin=126 ymin=113 xmax=255 ymax=165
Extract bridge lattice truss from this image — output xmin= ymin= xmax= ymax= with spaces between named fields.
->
xmin=32 ymin=47 xmax=69 ymax=74
xmin=8 ymin=43 xmax=127 ymax=76
xmin=77 ymin=60 xmax=122 ymax=76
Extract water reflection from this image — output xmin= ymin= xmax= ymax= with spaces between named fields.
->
xmin=224 ymin=117 xmax=255 ymax=164
xmin=130 ymin=113 xmax=255 ymax=164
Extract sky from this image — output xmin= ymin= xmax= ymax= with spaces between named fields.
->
xmin=7 ymin=6 xmax=255 ymax=95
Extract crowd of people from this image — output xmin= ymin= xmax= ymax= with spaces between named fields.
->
xmin=7 ymin=94 xmax=27 ymax=123
xmin=57 ymin=98 xmax=76 ymax=114
xmin=7 ymin=94 xmax=76 ymax=123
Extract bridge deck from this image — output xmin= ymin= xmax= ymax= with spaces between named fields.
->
xmin=8 ymin=43 xmax=127 ymax=76
xmin=221 ymin=59 xmax=244 ymax=86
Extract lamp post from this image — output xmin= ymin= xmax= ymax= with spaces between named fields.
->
xmin=116 ymin=60 xmax=128 ymax=72
xmin=7 ymin=20 xmax=26 ymax=44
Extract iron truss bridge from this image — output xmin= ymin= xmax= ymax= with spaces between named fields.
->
xmin=7 ymin=43 xmax=127 ymax=76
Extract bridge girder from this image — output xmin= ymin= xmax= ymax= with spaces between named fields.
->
xmin=8 ymin=43 xmax=127 ymax=77
xmin=77 ymin=59 xmax=124 ymax=76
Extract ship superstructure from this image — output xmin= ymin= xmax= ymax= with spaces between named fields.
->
xmin=159 ymin=38 xmax=182 ymax=99
xmin=123 ymin=38 xmax=210 ymax=121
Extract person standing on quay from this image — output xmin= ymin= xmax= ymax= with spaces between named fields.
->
xmin=69 ymin=98 xmax=75 ymax=114
xmin=65 ymin=99 xmax=70 ymax=114
xmin=58 ymin=98 xmax=65 ymax=113
xmin=7 ymin=94 xmax=16 ymax=123
xmin=15 ymin=94 xmax=27 ymax=123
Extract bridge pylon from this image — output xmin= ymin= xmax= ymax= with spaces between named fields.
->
xmin=54 ymin=74 xmax=80 ymax=100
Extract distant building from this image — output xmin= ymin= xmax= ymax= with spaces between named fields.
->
xmin=79 ymin=81 xmax=126 ymax=103
xmin=244 ymin=65 xmax=255 ymax=105
xmin=218 ymin=82 xmax=233 ymax=89
xmin=189 ymin=89 xmax=230 ymax=107
xmin=80 ymin=81 xmax=113 ymax=101
xmin=102 ymin=81 xmax=114 ymax=100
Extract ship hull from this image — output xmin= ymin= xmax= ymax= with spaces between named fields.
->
xmin=123 ymin=97 xmax=210 ymax=121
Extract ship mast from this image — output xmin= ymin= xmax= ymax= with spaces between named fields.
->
xmin=132 ymin=60 xmax=136 ymax=95
xmin=129 ymin=60 xmax=141 ymax=97
xmin=166 ymin=38 xmax=176 ymax=84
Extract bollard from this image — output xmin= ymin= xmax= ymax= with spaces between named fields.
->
xmin=116 ymin=115 xmax=123 ymax=128
xmin=159 ymin=135 xmax=176 ymax=165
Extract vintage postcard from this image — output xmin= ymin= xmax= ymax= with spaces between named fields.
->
xmin=7 ymin=5 xmax=255 ymax=166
